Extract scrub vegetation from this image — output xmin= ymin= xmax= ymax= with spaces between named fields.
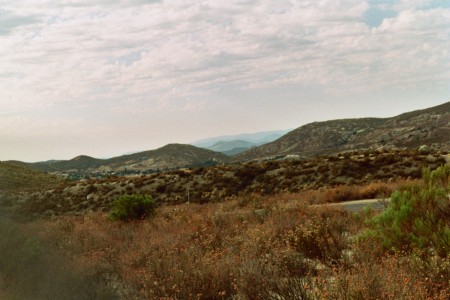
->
xmin=1 ymin=166 xmax=448 ymax=299
xmin=1 ymin=149 xmax=449 ymax=299
xmin=8 ymin=149 xmax=447 ymax=218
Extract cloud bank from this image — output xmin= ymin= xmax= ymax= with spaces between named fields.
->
xmin=0 ymin=0 xmax=449 ymax=161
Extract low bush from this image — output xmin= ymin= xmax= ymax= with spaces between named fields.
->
xmin=286 ymin=207 xmax=350 ymax=264
xmin=108 ymin=194 xmax=156 ymax=221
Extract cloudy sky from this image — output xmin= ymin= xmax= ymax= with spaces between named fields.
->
xmin=1 ymin=0 xmax=449 ymax=162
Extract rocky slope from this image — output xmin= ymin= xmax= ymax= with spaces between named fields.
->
xmin=236 ymin=101 xmax=450 ymax=161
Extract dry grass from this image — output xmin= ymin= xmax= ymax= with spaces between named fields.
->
xmin=22 ymin=197 xmax=343 ymax=299
xmin=12 ymin=191 xmax=447 ymax=299
xmin=315 ymin=242 xmax=450 ymax=300
xmin=3 ymin=155 xmax=448 ymax=298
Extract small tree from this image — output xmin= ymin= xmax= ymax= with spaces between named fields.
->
xmin=108 ymin=194 xmax=156 ymax=221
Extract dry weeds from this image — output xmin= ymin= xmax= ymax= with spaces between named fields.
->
xmin=15 ymin=192 xmax=448 ymax=299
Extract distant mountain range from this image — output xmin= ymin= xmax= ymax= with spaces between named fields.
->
xmin=5 ymin=101 xmax=449 ymax=176
xmin=236 ymin=101 xmax=450 ymax=161
xmin=192 ymin=129 xmax=291 ymax=155
xmin=205 ymin=140 xmax=256 ymax=156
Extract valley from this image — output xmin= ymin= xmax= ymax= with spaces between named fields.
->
xmin=1 ymin=101 xmax=449 ymax=300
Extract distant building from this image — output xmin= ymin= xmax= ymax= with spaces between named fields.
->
xmin=284 ymin=154 xmax=300 ymax=160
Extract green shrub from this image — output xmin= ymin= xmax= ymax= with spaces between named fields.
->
xmin=108 ymin=194 xmax=156 ymax=221
xmin=364 ymin=165 xmax=450 ymax=258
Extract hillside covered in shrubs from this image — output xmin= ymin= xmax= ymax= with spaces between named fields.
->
xmin=5 ymin=149 xmax=448 ymax=218
xmin=237 ymin=101 xmax=450 ymax=161
xmin=1 ymin=166 xmax=448 ymax=299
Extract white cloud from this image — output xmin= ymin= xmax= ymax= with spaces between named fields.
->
xmin=0 ymin=0 xmax=449 ymax=160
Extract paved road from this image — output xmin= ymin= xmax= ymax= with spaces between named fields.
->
xmin=331 ymin=198 xmax=391 ymax=212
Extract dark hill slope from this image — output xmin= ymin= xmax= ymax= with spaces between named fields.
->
xmin=0 ymin=162 xmax=62 ymax=194
xmin=31 ymin=155 xmax=104 ymax=172
xmin=25 ymin=144 xmax=230 ymax=173
xmin=102 ymin=144 xmax=230 ymax=171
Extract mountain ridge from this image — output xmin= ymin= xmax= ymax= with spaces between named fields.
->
xmin=192 ymin=129 xmax=291 ymax=148
xmin=7 ymin=101 xmax=450 ymax=174
xmin=204 ymin=140 xmax=257 ymax=155
xmin=236 ymin=101 xmax=450 ymax=161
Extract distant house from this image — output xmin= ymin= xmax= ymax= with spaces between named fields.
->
xmin=284 ymin=154 xmax=300 ymax=160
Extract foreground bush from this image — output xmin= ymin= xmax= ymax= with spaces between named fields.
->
xmin=364 ymin=165 xmax=450 ymax=258
xmin=108 ymin=194 xmax=156 ymax=221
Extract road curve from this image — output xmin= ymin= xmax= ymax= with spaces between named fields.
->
xmin=329 ymin=198 xmax=391 ymax=212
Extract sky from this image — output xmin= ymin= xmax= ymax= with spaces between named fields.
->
xmin=0 ymin=0 xmax=449 ymax=162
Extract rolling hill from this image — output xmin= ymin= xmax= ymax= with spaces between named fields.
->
xmin=101 ymin=143 xmax=230 ymax=172
xmin=236 ymin=101 xmax=450 ymax=161
xmin=25 ymin=144 xmax=230 ymax=174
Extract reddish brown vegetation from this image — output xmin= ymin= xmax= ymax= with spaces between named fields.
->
xmin=19 ymin=192 xmax=448 ymax=299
